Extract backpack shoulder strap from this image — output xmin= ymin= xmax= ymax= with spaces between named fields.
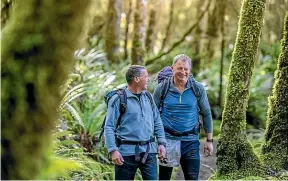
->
xmin=116 ymin=89 xmax=127 ymax=127
xmin=190 ymin=78 xmax=201 ymax=102
xmin=158 ymin=77 xmax=171 ymax=113
xmin=160 ymin=77 xmax=171 ymax=101
xmin=99 ymin=89 xmax=127 ymax=141
xmin=144 ymin=91 xmax=155 ymax=110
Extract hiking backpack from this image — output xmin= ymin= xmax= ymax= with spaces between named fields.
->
xmin=98 ymin=88 xmax=155 ymax=142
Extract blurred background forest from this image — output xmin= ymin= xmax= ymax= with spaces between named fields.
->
xmin=1 ymin=0 xmax=287 ymax=180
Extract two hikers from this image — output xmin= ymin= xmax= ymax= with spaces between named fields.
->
xmin=104 ymin=54 xmax=213 ymax=180
xmin=104 ymin=65 xmax=166 ymax=180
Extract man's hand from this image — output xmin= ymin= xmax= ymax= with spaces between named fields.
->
xmin=158 ymin=145 xmax=166 ymax=160
xmin=111 ymin=150 xmax=124 ymax=165
xmin=204 ymin=142 xmax=213 ymax=156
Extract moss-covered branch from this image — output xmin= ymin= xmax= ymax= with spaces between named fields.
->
xmin=261 ymin=13 xmax=288 ymax=172
xmin=213 ymin=0 xmax=267 ymax=179
xmin=1 ymin=0 xmax=91 ymax=179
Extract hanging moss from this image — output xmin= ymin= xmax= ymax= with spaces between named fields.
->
xmin=104 ymin=0 xmax=121 ymax=63
xmin=1 ymin=0 xmax=91 ymax=179
xmin=261 ymin=13 xmax=288 ymax=171
xmin=131 ymin=0 xmax=146 ymax=65
xmin=212 ymin=0 xmax=267 ymax=179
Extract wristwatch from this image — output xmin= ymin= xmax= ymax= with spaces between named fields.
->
xmin=206 ymin=139 xmax=213 ymax=143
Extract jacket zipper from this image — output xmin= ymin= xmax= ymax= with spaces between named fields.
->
xmin=179 ymin=87 xmax=189 ymax=103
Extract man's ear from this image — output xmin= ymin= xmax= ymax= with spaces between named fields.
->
xmin=134 ymin=77 xmax=139 ymax=83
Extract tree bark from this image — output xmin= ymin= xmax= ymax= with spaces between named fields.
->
xmin=131 ymin=0 xmax=146 ymax=65
xmin=218 ymin=0 xmax=226 ymax=108
xmin=206 ymin=0 xmax=222 ymax=62
xmin=214 ymin=0 xmax=267 ymax=179
xmin=104 ymin=0 xmax=122 ymax=63
xmin=191 ymin=0 xmax=204 ymax=76
xmin=261 ymin=13 xmax=288 ymax=172
xmin=124 ymin=0 xmax=132 ymax=60
xmin=1 ymin=0 xmax=91 ymax=179
xmin=160 ymin=0 xmax=174 ymax=52
xmin=145 ymin=6 xmax=156 ymax=54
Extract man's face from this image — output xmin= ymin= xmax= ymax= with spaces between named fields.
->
xmin=135 ymin=69 xmax=150 ymax=90
xmin=172 ymin=59 xmax=191 ymax=84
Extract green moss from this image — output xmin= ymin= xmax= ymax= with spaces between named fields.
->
xmin=1 ymin=0 xmax=91 ymax=179
xmin=216 ymin=0 xmax=267 ymax=179
xmin=261 ymin=13 xmax=288 ymax=171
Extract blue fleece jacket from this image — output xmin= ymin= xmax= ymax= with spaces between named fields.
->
xmin=153 ymin=77 xmax=213 ymax=141
xmin=104 ymin=88 xmax=166 ymax=156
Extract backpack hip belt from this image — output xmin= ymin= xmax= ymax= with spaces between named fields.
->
xmin=116 ymin=137 xmax=155 ymax=164
xmin=164 ymin=126 xmax=199 ymax=136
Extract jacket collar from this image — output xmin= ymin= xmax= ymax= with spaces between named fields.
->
xmin=125 ymin=87 xmax=145 ymax=98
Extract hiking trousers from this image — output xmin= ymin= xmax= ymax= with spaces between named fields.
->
xmin=115 ymin=153 xmax=157 ymax=180
xmin=159 ymin=140 xmax=200 ymax=180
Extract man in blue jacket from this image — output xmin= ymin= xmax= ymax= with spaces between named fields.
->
xmin=105 ymin=65 xmax=167 ymax=180
xmin=153 ymin=54 xmax=214 ymax=180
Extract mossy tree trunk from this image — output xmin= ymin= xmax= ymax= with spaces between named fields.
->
xmin=131 ymin=0 xmax=146 ymax=65
xmin=214 ymin=0 xmax=267 ymax=179
xmin=261 ymin=13 xmax=288 ymax=172
xmin=104 ymin=0 xmax=122 ymax=63
xmin=145 ymin=6 xmax=156 ymax=54
xmin=1 ymin=0 xmax=91 ymax=179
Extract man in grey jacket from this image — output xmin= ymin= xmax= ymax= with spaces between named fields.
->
xmin=104 ymin=65 xmax=167 ymax=180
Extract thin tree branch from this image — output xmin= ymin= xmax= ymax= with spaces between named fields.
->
xmin=145 ymin=1 xmax=211 ymax=65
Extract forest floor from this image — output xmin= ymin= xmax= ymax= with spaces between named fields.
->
xmin=175 ymin=141 xmax=217 ymax=180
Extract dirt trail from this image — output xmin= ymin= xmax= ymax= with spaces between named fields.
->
xmin=175 ymin=141 xmax=217 ymax=180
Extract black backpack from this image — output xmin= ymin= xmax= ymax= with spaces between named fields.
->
xmin=98 ymin=88 xmax=154 ymax=141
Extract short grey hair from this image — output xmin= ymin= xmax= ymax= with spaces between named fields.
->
xmin=172 ymin=54 xmax=192 ymax=67
xmin=125 ymin=65 xmax=146 ymax=85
